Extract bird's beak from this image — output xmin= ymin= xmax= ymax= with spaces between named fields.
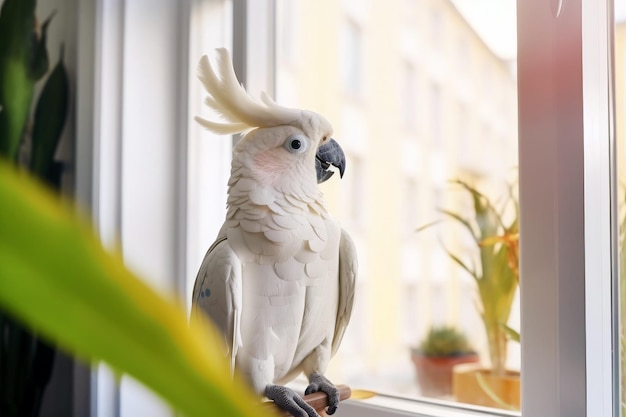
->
xmin=315 ymin=138 xmax=346 ymax=184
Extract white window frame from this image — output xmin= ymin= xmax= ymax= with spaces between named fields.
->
xmin=79 ymin=0 xmax=277 ymax=415
xmin=75 ymin=0 xmax=620 ymax=415
xmin=517 ymin=0 xmax=618 ymax=416
xmin=79 ymin=0 xmax=200 ymax=415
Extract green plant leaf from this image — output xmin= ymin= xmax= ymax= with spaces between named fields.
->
xmin=415 ymin=219 xmax=442 ymax=233
xmin=441 ymin=243 xmax=478 ymax=281
xmin=439 ymin=208 xmax=480 ymax=244
xmin=501 ymin=324 xmax=520 ymax=343
xmin=30 ymin=46 xmax=69 ymax=182
xmin=0 ymin=161 xmax=273 ymax=417
xmin=29 ymin=11 xmax=55 ymax=81
xmin=417 ymin=326 xmax=475 ymax=356
xmin=0 ymin=0 xmax=45 ymax=160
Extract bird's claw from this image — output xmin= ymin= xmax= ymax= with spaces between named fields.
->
xmin=305 ymin=373 xmax=340 ymax=415
xmin=265 ymin=384 xmax=320 ymax=417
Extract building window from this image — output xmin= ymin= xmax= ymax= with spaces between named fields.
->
xmin=428 ymin=82 xmax=443 ymax=149
xmin=402 ymin=61 xmax=418 ymax=131
xmin=429 ymin=7 xmax=444 ymax=48
xmin=340 ymin=19 xmax=363 ymax=97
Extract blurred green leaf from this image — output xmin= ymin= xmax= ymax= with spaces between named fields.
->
xmin=415 ymin=219 xmax=442 ymax=233
xmin=0 ymin=0 xmax=49 ymax=160
xmin=440 ymin=208 xmax=480 ymax=244
xmin=441 ymin=243 xmax=478 ymax=281
xmin=502 ymin=324 xmax=520 ymax=344
xmin=29 ymin=11 xmax=55 ymax=81
xmin=0 ymin=161 xmax=273 ymax=417
xmin=418 ymin=326 xmax=475 ymax=356
xmin=30 ymin=46 xmax=68 ymax=181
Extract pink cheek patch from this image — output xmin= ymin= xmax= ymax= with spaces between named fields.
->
xmin=252 ymin=149 xmax=291 ymax=184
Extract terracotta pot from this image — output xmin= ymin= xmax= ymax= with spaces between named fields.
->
xmin=452 ymin=363 xmax=520 ymax=410
xmin=410 ymin=349 xmax=480 ymax=398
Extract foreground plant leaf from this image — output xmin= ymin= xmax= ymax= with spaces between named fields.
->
xmin=30 ymin=45 xmax=69 ymax=182
xmin=0 ymin=0 xmax=51 ymax=160
xmin=0 ymin=161 xmax=272 ymax=417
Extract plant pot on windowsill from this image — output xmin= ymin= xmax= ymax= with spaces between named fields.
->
xmin=410 ymin=326 xmax=479 ymax=398
xmin=419 ymin=179 xmax=520 ymax=408
xmin=411 ymin=348 xmax=479 ymax=398
xmin=452 ymin=363 xmax=520 ymax=410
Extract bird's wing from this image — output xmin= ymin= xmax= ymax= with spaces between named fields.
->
xmin=331 ymin=228 xmax=358 ymax=356
xmin=191 ymin=236 xmax=242 ymax=376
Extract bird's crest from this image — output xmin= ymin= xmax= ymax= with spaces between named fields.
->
xmin=195 ymin=48 xmax=300 ymax=135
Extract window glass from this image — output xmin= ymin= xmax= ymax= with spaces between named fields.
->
xmin=275 ymin=0 xmax=519 ymax=410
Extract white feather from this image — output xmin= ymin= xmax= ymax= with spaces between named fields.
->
xmin=190 ymin=237 xmax=242 ymax=375
xmin=196 ymin=48 xmax=300 ymax=134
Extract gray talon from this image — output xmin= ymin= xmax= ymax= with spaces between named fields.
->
xmin=305 ymin=373 xmax=340 ymax=415
xmin=265 ymin=384 xmax=320 ymax=417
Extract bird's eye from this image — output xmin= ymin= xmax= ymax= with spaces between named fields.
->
xmin=283 ymin=135 xmax=309 ymax=154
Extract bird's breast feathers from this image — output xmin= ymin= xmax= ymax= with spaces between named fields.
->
xmin=226 ymin=194 xmax=340 ymax=273
xmin=223 ymin=184 xmax=342 ymax=378
xmin=225 ymin=175 xmax=337 ymax=263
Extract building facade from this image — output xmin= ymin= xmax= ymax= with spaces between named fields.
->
xmin=275 ymin=0 xmax=518 ymax=394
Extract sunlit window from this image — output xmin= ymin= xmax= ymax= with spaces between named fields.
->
xmin=428 ymin=83 xmax=442 ymax=148
xmin=51 ymin=0 xmax=620 ymax=414
xmin=275 ymin=0 xmax=519 ymax=410
xmin=402 ymin=61 xmax=418 ymax=131
xmin=341 ymin=19 xmax=363 ymax=96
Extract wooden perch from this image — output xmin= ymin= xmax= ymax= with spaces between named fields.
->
xmin=262 ymin=384 xmax=352 ymax=416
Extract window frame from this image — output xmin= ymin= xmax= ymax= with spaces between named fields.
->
xmin=83 ymin=0 xmax=196 ymax=415
xmin=517 ymin=0 xmax=618 ymax=415
xmin=78 ymin=0 xmax=620 ymax=415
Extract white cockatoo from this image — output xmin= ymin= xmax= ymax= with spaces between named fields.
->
xmin=190 ymin=48 xmax=357 ymax=417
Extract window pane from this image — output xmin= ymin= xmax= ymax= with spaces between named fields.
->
xmin=275 ymin=0 xmax=519 ymax=410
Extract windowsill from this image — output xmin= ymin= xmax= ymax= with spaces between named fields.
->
xmin=340 ymin=394 xmax=520 ymax=417
xmin=288 ymin=378 xmax=520 ymax=417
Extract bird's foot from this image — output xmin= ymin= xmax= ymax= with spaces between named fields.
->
xmin=305 ymin=373 xmax=340 ymax=415
xmin=265 ymin=384 xmax=320 ymax=417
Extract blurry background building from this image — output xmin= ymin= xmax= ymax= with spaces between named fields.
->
xmin=274 ymin=0 xmax=518 ymax=395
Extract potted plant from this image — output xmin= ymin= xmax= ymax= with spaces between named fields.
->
xmin=410 ymin=325 xmax=478 ymax=398
xmin=424 ymin=179 xmax=520 ymax=409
